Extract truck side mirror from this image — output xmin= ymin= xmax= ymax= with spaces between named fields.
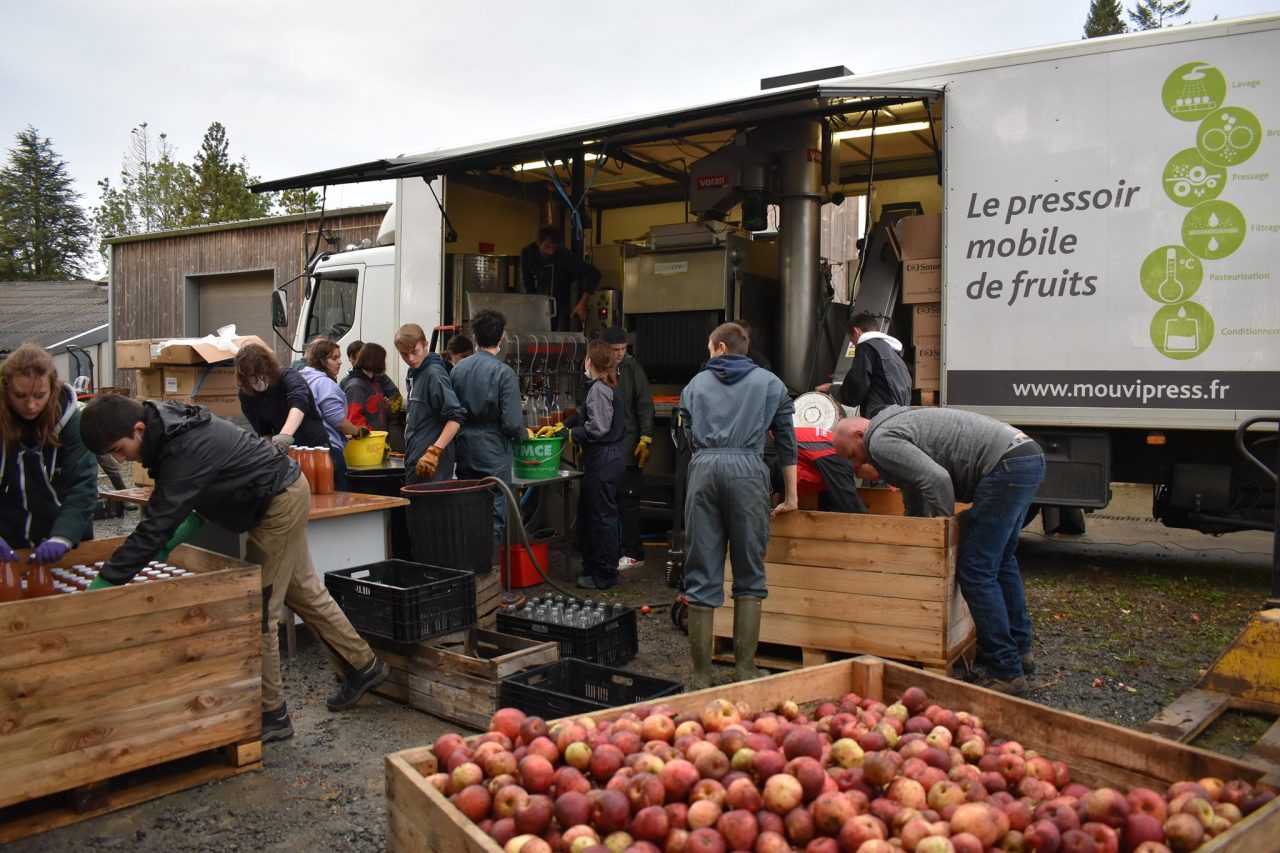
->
xmin=271 ymin=290 xmax=288 ymax=328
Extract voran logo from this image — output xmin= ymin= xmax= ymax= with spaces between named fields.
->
xmin=696 ymin=175 xmax=728 ymax=189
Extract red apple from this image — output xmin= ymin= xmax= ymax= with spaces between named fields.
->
xmin=1125 ymin=813 xmax=1166 ymax=847
xmin=641 ymin=714 xmax=676 ymax=743
xmin=686 ymin=828 xmax=726 ymax=853
xmin=782 ymin=727 xmax=822 ymax=761
xmin=661 ymin=758 xmax=701 ymax=802
xmin=751 ymin=749 xmax=788 ymax=783
xmin=1080 ymin=788 xmax=1129 ymax=829
xmin=494 ymin=784 xmax=531 ymax=819
xmin=589 ymin=789 xmax=631 ymax=834
xmin=690 ymin=779 xmax=726 ymax=807
xmin=809 ymin=791 xmax=858 ymax=835
xmin=1023 ymin=818 xmax=1060 ymax=852
xmin=784 ymin=806 xmax=815 ymax=846
xmin=490 ymin=707 xmax=527 ymax=741
xmin=513 ymin=794 xmax=554 ymax=836
xmin=838 ymin=813 xmax=887 ymax=850
xmin=518 ymin=755 xmax=555 ymax=794
xmin=1161 ymin=813 xmax=1204 ymax=852
xmin=452 ymin=784 xmax=493 ymax=822
xmin=701 ymin=700 xmax=741 ymax=733
xmin=1035 ymin=797 xmax=1081 ymax=833
xmin=694 ymin=748 xmax=730 ymax=780
xmin=452 ymin=762 xmax=485 ymax=794
xmin=688 ymin=797 xmax=724 ymax=830
xmin=887 ymin=777 xmax=928 ymax=810
xmin=632 ymin=805 xmax=670 ymax=843
xmin=950 ymin=802 xmax=1000 ymax=848
xmin=590 ymin=744 xmax=625 ymax=784
xmin=1059 ymin=829 xmax=1097 ymax=853
xmin=1079 ymin=821 xmax=1118 ymax=853
xmin=717 ymin=809 xmax=760 ymax=852
xmin=627 ymin=772 xmax=666 ymax=811
xmin=726 ymin=777 xmax=764 ymax=813
xmin=763 ymin=773 xmax=804 ymax=815
xmin=949 ymin=832 xmax=984 ymax=853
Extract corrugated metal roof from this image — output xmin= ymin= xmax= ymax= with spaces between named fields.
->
xmin=0 ymin=280 xmax=109 ymax=354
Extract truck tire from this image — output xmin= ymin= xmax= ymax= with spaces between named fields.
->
xmin=1042 ymin=506 xmax=1087 ymax=535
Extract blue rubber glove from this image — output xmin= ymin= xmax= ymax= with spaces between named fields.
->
xmin=88 ymin=575 xmax=119 ymax=591
xmin=0 ymin=536 xmax=14 ymax=562
xmin=30 ymin=539 xmax=69 ymax=564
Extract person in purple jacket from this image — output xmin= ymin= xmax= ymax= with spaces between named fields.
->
xmin=299 ymin=338 xmax=366 ymax=491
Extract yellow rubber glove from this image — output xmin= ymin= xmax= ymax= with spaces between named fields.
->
xmin=535 ymin=423 xmax=564 ymax=438
xmin=415 ymin=446 xmax=443 ymax=480
xmin=388 ymin=394 xmax=404 ymax=415
xmin=634 ymin=436 xmax=652 ymax=469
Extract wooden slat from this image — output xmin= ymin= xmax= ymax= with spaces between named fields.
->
xmin=1201 ymin=793 xmax=1280 ymax=851
xmin=770 ymin=510 xmax=951 ymax=549
xmin=859 ymin=488 xmax=905 ymax=516
xmin=0 ymin=567 xmax=259 ymax=642
xmin=765 ymin=537 xmax=947 ymax=575
xmin=715 ymin=606 xmax=949 ymax=661
xmin=1142 ymin=688 xmax=1232 ymax=743
xmin=744 ymin=586 xmax=944 ymax=628
xmin=386 ymin=752 xmax=500 ymax=853
xmin=1252 ymin=717 xmax=1280 ymax=765
xmin=764 ymin=562 xmax=945 ymax=599
xmin=0 ymin=595 xmax=259 ymax=671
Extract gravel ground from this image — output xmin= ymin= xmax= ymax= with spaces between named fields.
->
xmin=10 ymin=482 xmax=1275 ymax=851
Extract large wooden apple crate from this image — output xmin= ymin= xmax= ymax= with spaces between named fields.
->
xmin=384 ymin=656 xmax=1280 ymax=853
xmin=369 ymin=627 xmax=558 ymax=729
xmin=0 ymin=538 xmax=262 ymax=843
xmin=713 ymin=506 xmax=975 ymax=672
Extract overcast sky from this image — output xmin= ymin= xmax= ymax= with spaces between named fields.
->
xmin=3 ymin=0 xmax=1276 ymax=218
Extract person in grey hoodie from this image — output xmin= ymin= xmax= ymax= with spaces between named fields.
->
xmin=833 ymin=406 xmax=1045 ymax=696
xmin=678 ymin=322 xmax=798 ymax=689
xmin=817 ymin=312 xmax=911 ymax=418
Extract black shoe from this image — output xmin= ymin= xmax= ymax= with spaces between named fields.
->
xmin=262 ymin=704 xmax=294 ymax=742
xmin=1021 ymin=652 xmax=1036 ymax=676
xmin=327 ymin=657 xmax=390 ymax=711
xmin=576 ymin=575 xmax=601 ymax=589
xmin=988 ymin=675 xmax=1030 ymax=697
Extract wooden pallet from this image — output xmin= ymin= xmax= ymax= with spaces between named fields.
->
xmin=387 ymin=656 xmax=1280 ymax=853
xmin=0 ymin=538 xmax=262 ymax=841
xmin=713 ymin=507 xmax=975 ymax=670
xmin=0 ymin=738 xmax=261 ymax=844
xmin=369 ymin=628 xmax=558 ymax=729
xmin=712 ymin=634 xmax=973 ymax=676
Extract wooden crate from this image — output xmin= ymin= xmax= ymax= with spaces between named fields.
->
xmin=369 ymin=628 xmax=558 ymax=729
xmin=474 ymin=568 xmax=501 ymax=630
xmin=713 ymin=508 xmax=974 ymax=672
xmin=385 ymin=656 xmax=1280 ymax=853
xmin=0 ymin=538 xmax=262 ymax=842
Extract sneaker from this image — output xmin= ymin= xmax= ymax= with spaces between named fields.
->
xmin=1021 ymin=652 xmax=1036 ymax=676
xmin=988 ymin=675 xmax=1030 ymax=697
xmin=617 ymin=556 xmax=642 ymax=571
xmin=262 ymin=704 xmax=294 ymax=743
xmin=326 ymin=657 xmax=390 ymax=711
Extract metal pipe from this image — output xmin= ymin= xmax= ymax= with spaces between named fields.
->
xmin=777 ymin=118 xmax=824 ymax=392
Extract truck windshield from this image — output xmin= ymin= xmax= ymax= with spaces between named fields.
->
xmin=306 ymin=276 xmax=357 ymax=341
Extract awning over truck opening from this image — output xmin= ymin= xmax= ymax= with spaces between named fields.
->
xmin=252 ymin=83 xmax=942 ymax=206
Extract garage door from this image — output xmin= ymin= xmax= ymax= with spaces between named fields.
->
xmin=195 ymin=271 xmax=274 ymax=341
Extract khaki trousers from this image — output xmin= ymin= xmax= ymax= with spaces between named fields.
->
xmin=249 ymin=476 xmax=374 ymax=711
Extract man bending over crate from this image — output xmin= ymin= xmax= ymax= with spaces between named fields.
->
xmin=80 ymin=395 xmax=389 ymax=742
xmin=833 ymin=406 xmax=1045 ymax=697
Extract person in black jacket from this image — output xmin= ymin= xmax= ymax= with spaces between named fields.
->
xmin=519 ymin=226 xmax=601 ymax=331
xmin=234 ymin=343 xmax=330 ymax=452
xmin=79 ymin=396 xmax=389 ymax=743
xmin=816 ymin=312 xmax=911 ymax=418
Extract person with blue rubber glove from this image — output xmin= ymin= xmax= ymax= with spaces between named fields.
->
xmin=0 ymin=536 xmax=15 ymax=562
xmin=1 ymin=345 xmax=98 ymax=562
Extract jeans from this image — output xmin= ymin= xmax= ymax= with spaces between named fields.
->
xmin=956 ymin=452 xmax=1045 ymax=680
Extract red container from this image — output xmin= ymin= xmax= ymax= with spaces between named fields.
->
xmin=503 ymin=541 xmax=548 ymax=589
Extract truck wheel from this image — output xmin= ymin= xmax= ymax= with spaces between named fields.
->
xmin=1043 ymin=506 xmax=1087 ymax=535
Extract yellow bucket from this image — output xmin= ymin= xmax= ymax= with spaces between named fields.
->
xmin=343 ymin=430 xmax=389 ymax=467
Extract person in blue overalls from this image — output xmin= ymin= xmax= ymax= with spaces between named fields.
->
xmin=678 ymin=323 xmax=798 ymax=689
xmin=544 ymin=340 xmax=625 ymax=590
xmin=450 ymin=309 xmax=524 ymax=554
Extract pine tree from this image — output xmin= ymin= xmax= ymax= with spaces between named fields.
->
xmin=278 ymin=188 xmax=321 ymax=215
xmin=1084 ymin=0 xmax=1128 ymax=37
xmin=184 ymin=122 xmax=272 ymax=225
xmin=95 ymin=123 xmax=192 ymax=247
xmin=0 ymin=126 xmax=93 ymax=279
xmin=1128 ymin=0 xmax=1191 ymax=30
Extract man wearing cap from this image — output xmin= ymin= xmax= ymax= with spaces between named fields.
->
xmin=832 ymin=406 xmax=1045 ymax=696
xmin=520 ymin=226 xmax=602 ymax=331
xmin=602 ymin=327 xmax=655 ymax=571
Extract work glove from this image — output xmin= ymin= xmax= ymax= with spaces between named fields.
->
xmin=535 ymin=423 xmax=565 ymax=438
xmin=156 ymin=513 xmax=202 ymax=562
xmin=270 ymin=433 xmax=295 ymax=452
xmin=388 ymin=394 xmax=404 ymax=415
xmin=526 ymin=428 xmax=536 ymax=439
xmin=356 ymin=426 xmax=371 ymax=439
xmin=0 ymin=536 xmax=14 ymax=562
xmin=30 ymin=539 xmax=69 ymax=564
xmin=415 ymin=445 xmax=443 ymax=480
xmin=634 ymin=436 xmax=652 ymax=470
xmin=88 ymin=575 xmax=120 ymax=591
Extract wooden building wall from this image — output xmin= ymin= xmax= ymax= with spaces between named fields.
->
xmin=109 ymin=206 xmax=388 ymax=387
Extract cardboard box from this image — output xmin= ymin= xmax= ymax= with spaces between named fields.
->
xmin=162 ymin=365 xmax=239 ymax=397
xmin=914 ymin=342 xmax=940 ymax=389
xmin=150 ymin=334 xmax=270 ymax=366
xmin=115 ymin=339 xmax=155 ymax=369
xmin=902 ymin=258 xmax=941 ymax=303
xmin=132 ymin=460 xmax=154 ymax=486
xmin=913 ymin=302 xmax=941 ymax=346
xmin=164 ymin=392 xmax=243 ymax=419
xmin=135 ymin=368 xmax=165 ymax=400
xmin=895 ymin=214 xmax=941 ymax=260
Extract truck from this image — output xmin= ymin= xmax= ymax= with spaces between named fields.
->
xmin=256 ymin=13 xmax=1279 ymax=535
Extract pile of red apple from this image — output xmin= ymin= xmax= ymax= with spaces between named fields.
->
xmin=419 ymin=687 xmax=1275 ymax=853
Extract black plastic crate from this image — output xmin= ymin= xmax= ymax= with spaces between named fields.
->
xmin=500 ymin=658 xmax=682 ymax=718
xmin=497 ymin=606 xmax=638 ymax=665
xmin=325 ymin=560 xmax=476 ymax=643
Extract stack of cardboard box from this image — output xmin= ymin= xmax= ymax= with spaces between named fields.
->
xmin=115 ymin=334 xmax=267 ymax=484
xmin=894 ymin=215 xmax=941 ymax=395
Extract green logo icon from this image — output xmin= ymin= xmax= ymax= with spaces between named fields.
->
xmin=1162 ymin=148 xmax=1224 ymax=206
xmin=1196 ymin=107 xmax=1261 ymax=166
xmin=1181 ymin=200 xmax=1246 ymax=259
xmin=1140 ymin=245 xmax=1203 ymax=303
xmin=1162 ymin=62 xmax=1226 ymax=121
xmin=1150 ymin=301 xmax=1214 ymax=359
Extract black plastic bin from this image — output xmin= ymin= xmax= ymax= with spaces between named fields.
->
xmin=500 ymin=658 xmax=682 ymax=718
xmin=401 ymin=479 xmax=494 ymax=574
xmin=345 ymin=467 xmax=412 ymax=560
xmin=324 ymin=560 xmax=476 ymax=643
xmin=497 ymin=606 xmax=638 ymax=666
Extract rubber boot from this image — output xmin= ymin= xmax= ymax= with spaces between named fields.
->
xmin=733 ymin=597 xmax=766 ymax=682
xmin=688 ymin=605 xmax=715 ymax=691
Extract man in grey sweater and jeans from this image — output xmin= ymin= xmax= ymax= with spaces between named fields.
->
xmin=833 ymin=406 xmax=1045 ymax=696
